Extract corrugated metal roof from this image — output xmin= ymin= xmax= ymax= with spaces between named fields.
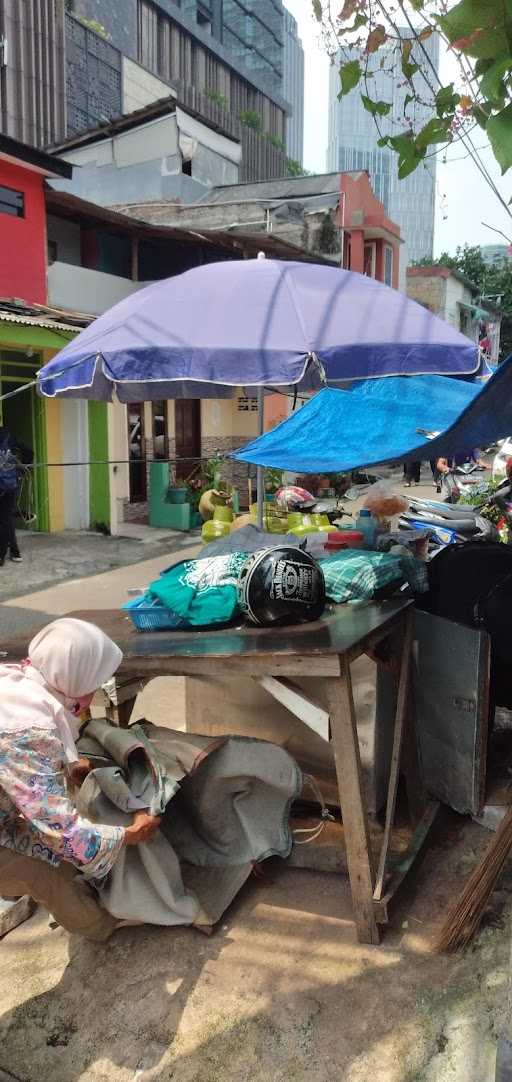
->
xmin=197 ymin=173 xmax=356 ymax=205
xmin=45 ymin=190 xmax=336 ymax=264
xmin=0 ymin=310 xmax=81 ymax=333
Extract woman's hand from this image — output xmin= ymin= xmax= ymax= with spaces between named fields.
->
xmin=67 ymin=757 xmax=93 ymax=788
xmin=125 ymin=810 xmax=161 ymax=845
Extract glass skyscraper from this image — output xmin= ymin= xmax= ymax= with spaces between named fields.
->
xmin=181 ymin=0 xmax=284 ymax=95
xmin=283 ymin=8 xmax=304 ymax=163
xmin=327 ymin=31 xmax=440 ymax=266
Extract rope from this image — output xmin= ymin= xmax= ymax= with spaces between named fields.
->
xmin=293 ymin=773 xmax=336 ymax=846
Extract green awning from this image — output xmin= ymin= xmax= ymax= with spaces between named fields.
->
xmin=0 ymin=319 xmax=78 ymax=350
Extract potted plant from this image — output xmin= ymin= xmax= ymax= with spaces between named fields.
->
xmin=264 ymin=467 xmax=283 ymax=500
xmin=167 ymin=465 xmax=189 ymax=504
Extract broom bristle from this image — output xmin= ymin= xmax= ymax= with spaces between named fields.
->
xmin=436 ymin=804 xmax=512 ymax=953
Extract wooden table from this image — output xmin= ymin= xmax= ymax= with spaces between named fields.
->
xmin=3 ymin=599 xmax=436 ymax=945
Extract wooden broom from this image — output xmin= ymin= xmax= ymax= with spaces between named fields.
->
xmin=436 ymin=805 xmax=512 ymax=953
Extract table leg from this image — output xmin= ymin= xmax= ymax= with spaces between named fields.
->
xmin=106 ymin=697 xmax=137 ymax=727
xmin=373 ymin=611 xmax=414 ymax=901
xmin=325 ymin=662 xmax=380 ymax=945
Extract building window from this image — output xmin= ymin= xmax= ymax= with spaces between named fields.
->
xmin=384 ymin=244 xmax=393 ymax=286
xmin=197 ymin=9 xmax=212 ymax=34
xmin=197 ymin=10 xmax=211 ymax=33
xmin=237 ymin=396 xmax=258 ymax=412
xmin=0 ymin=185 xmax=24 ymax=218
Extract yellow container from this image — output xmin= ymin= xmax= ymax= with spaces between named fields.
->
xmin=287 ymin=512 xmax=303 ymax=528
xmin=312 ymin=513 xmax=331 ymax=530
xmin=213 ymin=504 xmax=234 ymax=524
xmin=201 ymin=520 xmax=231 ymax=544
xmin=290 ymin=525 xmax=319 ymax=538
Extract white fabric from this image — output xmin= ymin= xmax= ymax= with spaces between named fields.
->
xmin=0 ymin=618 xmax=122 ymax=764
xmin=0 ymin=666 xmax=81 ymax=763
xmin=28 ymin=618 xmax=122 ymax=699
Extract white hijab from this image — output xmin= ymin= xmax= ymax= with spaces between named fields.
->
xmin=0 ymin=618 xmax=122 ymax=763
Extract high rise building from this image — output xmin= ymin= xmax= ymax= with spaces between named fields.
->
xmin=283 ymin=7 xmax=304 ymax=164
xmin=179 ymin=1 xmax=284 ymax=94
xmin=0 ymin=0 xmax=290 ymax=181
xmin=327 ymin=30 xmax=440 ymax=266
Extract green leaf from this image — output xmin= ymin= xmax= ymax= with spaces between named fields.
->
xmin=480 ymin=58 xmax=512 ymax=103
xmin=410 ymin=0 xmax=424 ymax=9
xmin=402 ymin=39 xmax=413 ymax=63
xmin=398 ymin=149 xmax=426 ymax=179
xmin=404 ymin=93 xmax=415 ymax=110
xmin=436 ymin=83 xmax=460 ymax=116
xmin=312 ymin=0 xmax=322 ymax=21
xmin=388 ymin=134 xmax=415 ymax=155
xmin=377 ymin=136 xmax=390 ymax=148
xmin=361 ymin=95 xmax=391 ymax=116
xmin=487 ymin=103 xmax=512 ymax=173
xmin=347 ymin=13 xmax=367 ymax=32
xmin=416 ymin=117 xmax=452 ymax=149
xmin=437 ymin=0 xmax=509 ymax=60
xmin=475 ymin=58 xmax=494 ymax=75
xmin=402 ymin=61 xmax=420 ymax=80
xmin=338 ymin=59 xmax=362 ymax=96
xmin=473 ymin=101 xmax=493 ymax=128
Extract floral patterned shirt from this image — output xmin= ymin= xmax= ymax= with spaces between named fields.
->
xmin=0 ymin=727 xmax=124 ymax=879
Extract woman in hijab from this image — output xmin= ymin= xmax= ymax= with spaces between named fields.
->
xmin=0 ymin=618 xmax=160 ymax=941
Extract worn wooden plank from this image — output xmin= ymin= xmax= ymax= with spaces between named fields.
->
xmin=374 ymin=612 xmax=414 ymax=901
xmin=0 ymin=896 xmax=36 ymax=939
xmin=257 ymin=676 xmax=330 ymax=741
xmin=401 ymin=684 xmax=428 ymax=827
xmin=105 ymin=696 xmax=138 ymax=728
xmin=325 ymin=663 xmax=380 ymax=945
xmin=373 ymin=801 xmax=441 ymax=924
xmin=102 ymin=677 xmax=146 ymax=707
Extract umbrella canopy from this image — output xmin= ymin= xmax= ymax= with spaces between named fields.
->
xmin=231 ymin=366 xmax=504 ymax=474
xmin=37 ymin=259 xmax=479 ymax=401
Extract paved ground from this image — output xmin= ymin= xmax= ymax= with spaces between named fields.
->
xmin=2 ymin=467 xmax=510 ymax=1082
xmin=0 ymin=817 xmax=510 ymax=1082
xmin=0 ymin=526 xmax=202 ymax=609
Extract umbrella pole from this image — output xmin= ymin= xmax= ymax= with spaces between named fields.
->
xmin=256 ymin=386 xmax=264 ymax=530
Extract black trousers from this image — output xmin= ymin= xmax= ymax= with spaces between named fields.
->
xmin=403 ymin=461 xmax=421 ymax=483
xmin=0 ymin=491 xmax=18 ymax=559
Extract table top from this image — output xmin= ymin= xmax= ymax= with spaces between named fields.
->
xmin=70 ymin=600 xmax=410 ymax=661
xmin=1 ymin=600 xmax=411 ymax=678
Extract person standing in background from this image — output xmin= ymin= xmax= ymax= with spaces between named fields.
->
xmin=0 ymin=426 xmax=33 ymax=565
xmin=403 ymin=461 xmax=421 ymax=487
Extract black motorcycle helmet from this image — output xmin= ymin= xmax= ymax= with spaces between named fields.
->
xmin=237 ymin=547 xmax=326 ymax=627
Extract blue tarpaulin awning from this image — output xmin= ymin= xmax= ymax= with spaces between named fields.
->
xmin=233 ymin=360 xmax=512 ymax=473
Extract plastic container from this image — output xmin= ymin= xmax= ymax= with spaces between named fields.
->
xmin=324 ymin=529 xmax=364 ymax=552
xmin=290 ymin=524 xmax=319 ymax=539
xmin=356 ymin=509 xmax=378 ymax=549
xmin=311 ymin=513 xmax=331 ymax=530
xmin=213 ymin=504 xmax=234 ymax=524
xmin=201 ymin=519 xmax=231 ymax=544
xmin=167 ymin=486 xmax=188 ymax=505
xmin=123 ymin=596 xmax=185 ymax=632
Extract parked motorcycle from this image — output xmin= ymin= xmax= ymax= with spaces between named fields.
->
xmin=398 ymin=480 xmax=512 ymax=553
